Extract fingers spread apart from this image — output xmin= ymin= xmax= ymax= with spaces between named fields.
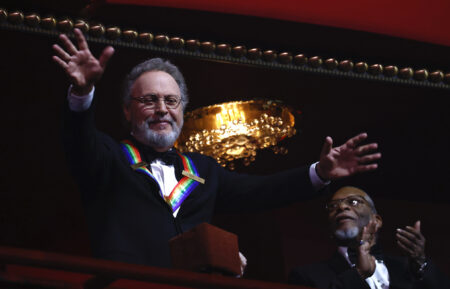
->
xmin=58 ymin=33 xmax=78 ymax=55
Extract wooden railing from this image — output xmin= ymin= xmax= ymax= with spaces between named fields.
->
xmin=0 ymin=246 xmax=313 ymax=289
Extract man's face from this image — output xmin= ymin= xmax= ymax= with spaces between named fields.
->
xmin=124 ymin=70 xmax=184 ymax=151
xmin=327 ymin=187 xmax=375 ymax=244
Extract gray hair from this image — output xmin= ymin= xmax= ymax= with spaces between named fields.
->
xmin=123 ymin=58 xmax=188 ymax=110
xmin=362 ymin=193 xmax=377 ymax=214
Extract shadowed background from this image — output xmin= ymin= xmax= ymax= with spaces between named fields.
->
xmin=1 ymin=0 xmax=449 ymax=283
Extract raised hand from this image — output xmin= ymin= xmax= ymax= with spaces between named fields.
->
xmin=355 ymin=218 xmax=379 ymax=279
xmin=396 ymin=221 xmax=427 ymax=270
xmin=316 ymin=132 xmax=381 ymax=180
xmin=52 ymin=28 xmax=114 ymax=95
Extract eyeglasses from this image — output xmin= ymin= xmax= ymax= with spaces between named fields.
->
xmin=325 ymin=196 xmax=368 ymax=212
xmin=131 ymin=94 xmax=181 ymax=109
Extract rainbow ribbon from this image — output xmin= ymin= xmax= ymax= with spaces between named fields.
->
xmin=120 ymin=140 xmax=201 ymax=212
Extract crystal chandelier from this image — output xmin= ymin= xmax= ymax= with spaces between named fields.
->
xmin=175 ymin=100 xmax=297 ymax=170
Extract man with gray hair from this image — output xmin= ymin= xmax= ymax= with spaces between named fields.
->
xmin=288 ymin=186 xmax=450 ymax=289
xmin=53 ymin=28 xmax=381 ymax=269
xmin=122 ymin=58 xmax=188 ymax=151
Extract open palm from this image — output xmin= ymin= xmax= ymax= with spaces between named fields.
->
xmin=317 ymin=133 xmax=381 ymax=180
xmin=52 ymin=28 xmax=114 ymax=95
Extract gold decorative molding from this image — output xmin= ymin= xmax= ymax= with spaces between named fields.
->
xmin=1 ymin=8 xmax=449 ymax=90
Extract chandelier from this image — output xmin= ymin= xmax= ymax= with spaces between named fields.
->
xmin=175 ymin=100 xmax=297 ymax=170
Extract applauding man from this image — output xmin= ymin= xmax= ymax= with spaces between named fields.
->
xmin=289 ymin=186 xmax=450 ymax=289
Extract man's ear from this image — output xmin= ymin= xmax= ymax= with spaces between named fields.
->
xmin=373 ymin=214 xmax=383 ymax=232
xmin=123 ymin=105 xmax=131 ymax=122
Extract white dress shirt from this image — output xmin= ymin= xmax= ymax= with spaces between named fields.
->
xmin=338 ymin=246 xmax=390 ymax=289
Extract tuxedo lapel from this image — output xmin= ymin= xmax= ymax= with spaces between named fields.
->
xmin=121 ymin=138 xmax=204 ymax=214
xmin=124 ymin=166 xmax=174 ymax=213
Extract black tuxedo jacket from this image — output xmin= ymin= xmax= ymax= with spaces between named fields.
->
xmin=288 ymin=251 xmax=450 ymax=289
xmin=63 ymin=102 xmax=320 ymax=268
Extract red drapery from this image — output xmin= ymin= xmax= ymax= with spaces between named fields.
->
xmin=101 ymin=0 xmax=450 ymax=47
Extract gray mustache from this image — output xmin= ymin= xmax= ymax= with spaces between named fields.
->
xmin=146 ymin=117 xmax=174 ymax=125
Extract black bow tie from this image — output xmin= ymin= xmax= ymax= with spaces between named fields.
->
xmin=128 ymin=137 xmax=179 ymax=166
xmin=147 ymin=149 xmax=179 ymax=166
xmin=347 ymin=243 xmax=384 ymax=265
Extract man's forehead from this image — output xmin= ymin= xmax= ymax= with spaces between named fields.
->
xmin=331 ymin=186 xmax=368 ymax=200
xmin=133 ymin=71 xmax=180 ymax=91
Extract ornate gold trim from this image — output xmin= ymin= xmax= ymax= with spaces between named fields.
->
xmin=1 ymin=8 xmax=449 ymax=89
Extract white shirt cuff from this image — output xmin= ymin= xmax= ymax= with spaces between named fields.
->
xmin=309 ymin=162 xmax=331 ymax=190
xmin=67 ymin=85 xmax=95 ymax=112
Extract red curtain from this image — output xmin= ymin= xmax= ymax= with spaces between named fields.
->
xmin=102 ymin=0 xmax=450 ymax=47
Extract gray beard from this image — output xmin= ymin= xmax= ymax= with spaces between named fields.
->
xmin=131 ymin=117 xmax=183 ymax=149
xmin=334 ymin=227 xmax=359 ymax=241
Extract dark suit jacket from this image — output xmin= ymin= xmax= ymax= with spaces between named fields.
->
xmin=63 ymin=101 xmax=320 ymax=268
xmin=288 ymin=251 xmax=450 ymax=289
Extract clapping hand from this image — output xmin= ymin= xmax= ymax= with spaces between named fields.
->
xmin=355 ymin=218 xmax=379 ymax=279
xmin=396 ymin=220 xmax=427 ymax=274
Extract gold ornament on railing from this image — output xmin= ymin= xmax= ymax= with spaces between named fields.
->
xmin=175 ymin=100 xmax=297 ymax=170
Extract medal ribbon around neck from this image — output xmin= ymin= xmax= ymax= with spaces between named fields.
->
xmin=165 ymin=151 xmax=201 ymax=211
xmin=120 ymin=140 xmax=202 ymax=211
xmin=121 ymin=140 xmax=158 ymax=184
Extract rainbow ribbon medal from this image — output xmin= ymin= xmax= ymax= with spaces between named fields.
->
xmin=121 ymin=140 xmax=155 ymax=180
xmin=120 ymin=140 xmax=204 ymax=212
